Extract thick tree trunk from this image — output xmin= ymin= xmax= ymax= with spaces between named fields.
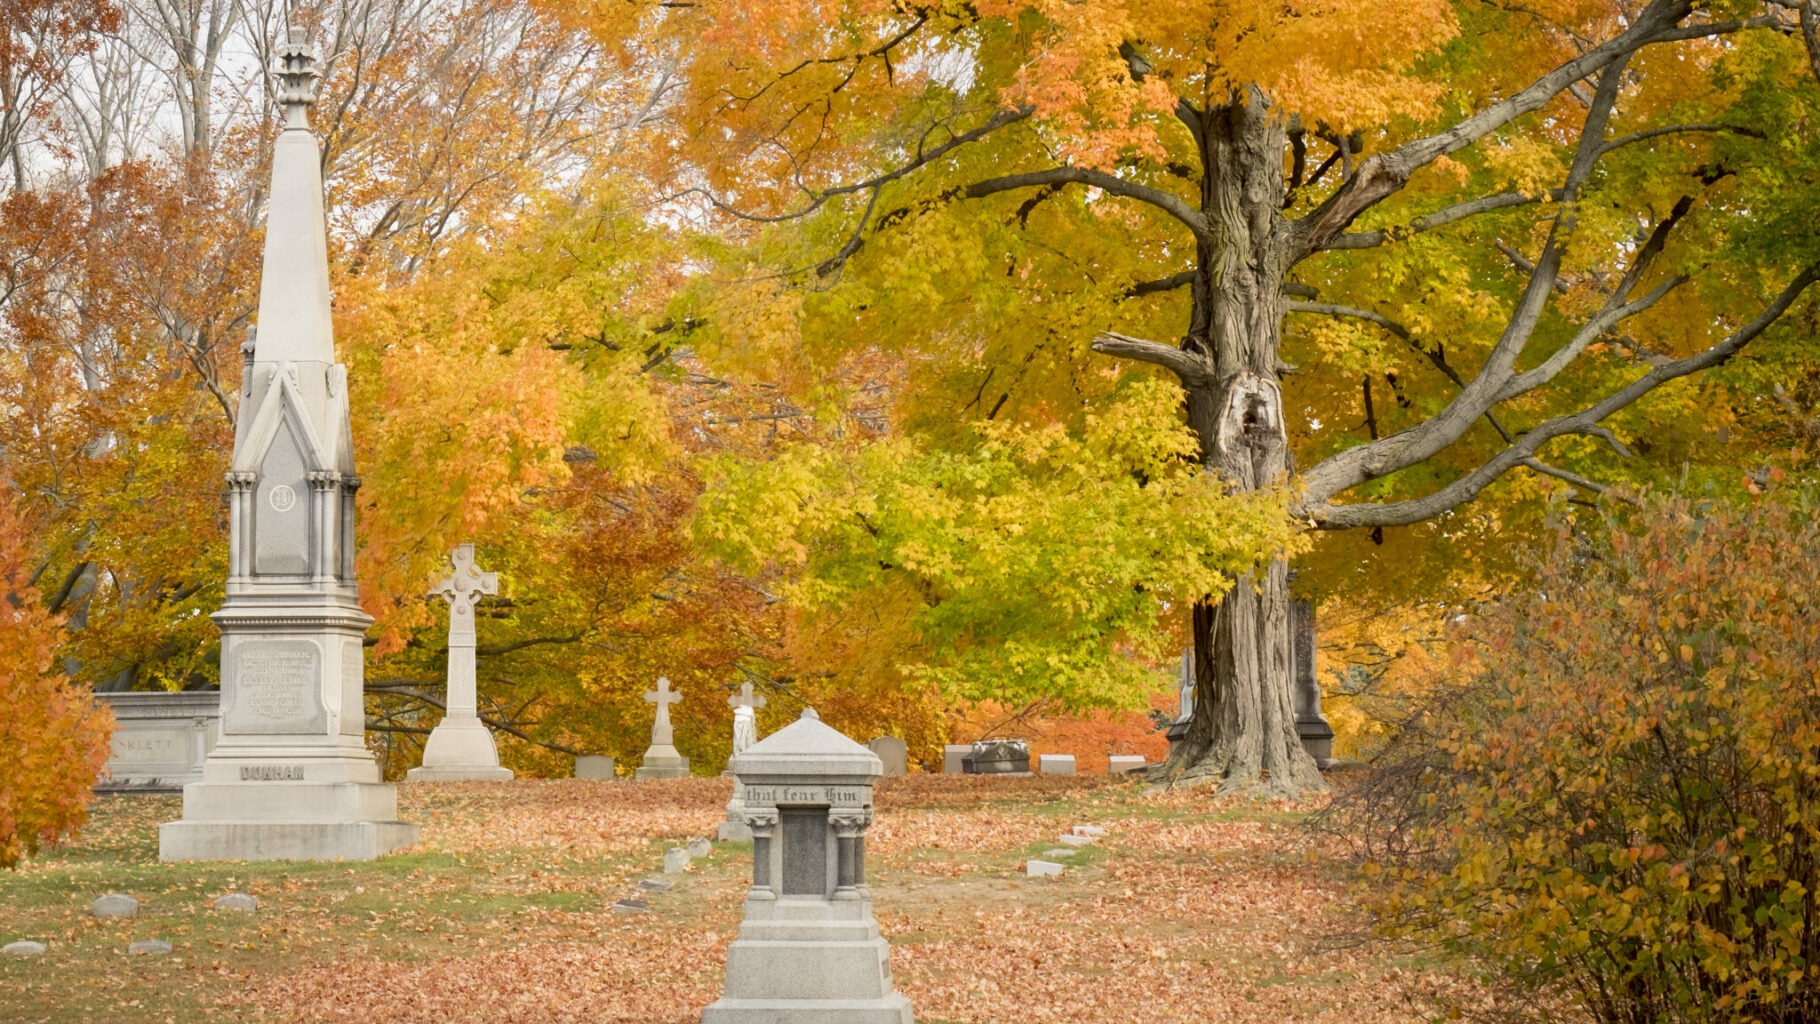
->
xmin=1158 ymin=90 xmax=1325 ymax=795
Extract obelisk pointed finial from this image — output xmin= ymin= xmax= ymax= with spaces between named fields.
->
xmin=273 ymin=28 xmax=320 ymax=129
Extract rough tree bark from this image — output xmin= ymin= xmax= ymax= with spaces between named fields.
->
xmin=1154 ymin=90 xmax=1324 ymax=794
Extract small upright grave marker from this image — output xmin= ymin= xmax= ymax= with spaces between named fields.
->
xmin=720 ymin=681 xmax=766 ymax=839
xmin=574 ymin=755 xmax=616 ymax=779
xmin=635 ymin=677 xmax=690 ymax=780
xmin=867 ymin=736 xmax=908 ymax=776
xmin=407 ymin=544 xmax=513 ymax=782
xmin=942 ymin=744 xmax=970 ymax=774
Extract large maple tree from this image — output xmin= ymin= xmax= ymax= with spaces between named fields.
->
xmin=619 ymin=0 xmax=1820 ymax=792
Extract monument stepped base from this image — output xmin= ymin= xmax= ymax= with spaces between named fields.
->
xmin=160 ymin=778 xmax=418 ymax=861
xmin=405 ymin=766 xmax=515 ymax=782
xmin=160 ymin=817 xmax=417 ymax=862
xmin=699 ymin=996 xmax=914 ymax=1024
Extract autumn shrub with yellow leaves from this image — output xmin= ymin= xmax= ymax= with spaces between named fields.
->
xmin=1329 ymin=491 xmax=1820 ymax=1024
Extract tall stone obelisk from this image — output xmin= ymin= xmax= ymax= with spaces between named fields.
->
xmin=159 ymin=30 xmax=418 ymax=861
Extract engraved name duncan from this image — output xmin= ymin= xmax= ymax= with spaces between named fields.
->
xmin=226 ymin=641 xmax=328 ymax=734
xmin=240 ymin=765 xmax=304 ymax=781
xmin=744 ymin=786 xmax=866 ymax=806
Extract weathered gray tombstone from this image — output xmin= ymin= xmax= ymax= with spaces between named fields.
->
xmin=1291 ymin=595 xmax=1337 ymax=768
xmin=3 ymin=941 xmax=46 ymax=957
xmin=720 ymin=681 xmax=767 ymax=840
xmin=1037 ymin=754 xmax=1076 ymax=775
xmin=94 ymin=692 xmax=219 ymax=793
xmin=127 ymin=939 xmax=172 ymax=956
xmin=635 ymin=676 xmax=690 ymax=780
xmin=866 ymin=736 xmax=908 ymax=777
xmin=212 ymin=893 xmax=259 ymax=913
xmin=941 ymin=744 xmax=971 ymax=774
xmin=1026 ymin=859 xmax=1064 ymax=878
xmin=1108 ymin=755 xmax=1146 ymax=774
xmin=574 ymin=755 xmax=616 ymax=779
xmin=664 ymin=848 xmax=691 ymax=874
xmin=157 ymin=31 xmax=415 ymax=862
xmin=91 ymin=893 xmax=138 ymax=918
xmin=407 ymin=544 xmax=512 ymax=782
xmin=701 ymin=709 xmax=913 ymax=1024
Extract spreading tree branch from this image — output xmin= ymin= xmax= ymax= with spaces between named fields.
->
xmin=1303 ymin=264 xmax=1820 ymax=529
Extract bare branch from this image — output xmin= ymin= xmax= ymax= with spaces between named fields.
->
xmin=1296 ymin=0 xmax=1715 ymax=256
xmin=681 ymin=106 xmax=1033 ymax=225
xmin=1597 ymin=122 xmax=1764 ymax=157
xmin=964 ymin=167 xmax=1208 ymax=241
xmin=1299 ymin=57 xmax=1635 ymax=504
xmin=1090 ymin=331 xmax=1212 ymax=384
xmin=1321 ymin=192 xmax=1545 ymax=251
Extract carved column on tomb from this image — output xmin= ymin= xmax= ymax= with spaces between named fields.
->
xmin=829 ymin=808 xmax=871 ymax=901
xmin=744 ymin=809 xmax=778 ymax=900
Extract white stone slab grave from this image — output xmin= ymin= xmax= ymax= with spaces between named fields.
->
xmin=941 ymin=744 xmax=970 ymax=774
xmin=574 ymin=755 xmax=616 ymax=779
xmin=867 ymin=736 xmax=908 ymax=776
xmin=158 ymin=30 xmax=416 ymax=862
xmin=407 ymin=544 xmax=513 ymax=782
xmin=95 ymin=692 xmax=219 ymax=793
xmin=1108 ymin=755 xmax=1147 ymax=774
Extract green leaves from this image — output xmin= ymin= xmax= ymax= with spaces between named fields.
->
xmin=694 ymin=378 xmax=1305 ymax=709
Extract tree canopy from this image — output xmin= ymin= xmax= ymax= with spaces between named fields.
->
xmin=1 ymin=0 xmax=1817 ymax=790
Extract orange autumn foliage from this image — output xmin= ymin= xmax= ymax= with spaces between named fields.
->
xmin=945 ymin=696 xmax=1171 ymax=774
xmin=0 ymin=492 xmax=112 ymax=868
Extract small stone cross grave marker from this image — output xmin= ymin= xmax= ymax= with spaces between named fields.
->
xmin=407 ymin=543 xmax=513 ymax=781
xmin=635 ymin=676 xmax=690 ymax=779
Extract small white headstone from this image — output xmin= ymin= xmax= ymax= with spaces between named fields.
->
xmin=1038 ymin=754 xmax=1075 ymax=775
xmin=663 ymin=847 xmax=690 ymax=874
xmin=127 ymin=939 xmax=172 ymax=956
xmin=1026 ymin=859 xmax=1065 ymax=877
xmin=213 ymin=893 xmax=259 ymax=913
xmin=687 ymin=837 xmax=712 ymax=859
xmin=1056 ymin=834 xmax=1092 ymax=847
xmin=575 ymin=755 xmax=616 ymax=779
xmin=867 ymin=736 xmax=908 ymax=776
xmin=1108 ymin=755 xmax=1147 ymax=774
xmin=1071 ymin=824 xmax=1106 ymax=837
xmin=1041 ymin=848 xmax=1077 ymax=858
xmin=3 ymin=941 xmax=47 ymax=957
xmin=92 ymin=893 xmax=138 ymax=918
xmin=942 ymin=744 xmax=971 ymax=774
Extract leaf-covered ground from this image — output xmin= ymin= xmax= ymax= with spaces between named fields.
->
xmin=0 ymin=776 xmax=1474 ymax=1023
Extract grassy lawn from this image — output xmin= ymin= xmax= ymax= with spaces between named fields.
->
xmin=0 ymin=775 xmax=1459 ymax=1023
